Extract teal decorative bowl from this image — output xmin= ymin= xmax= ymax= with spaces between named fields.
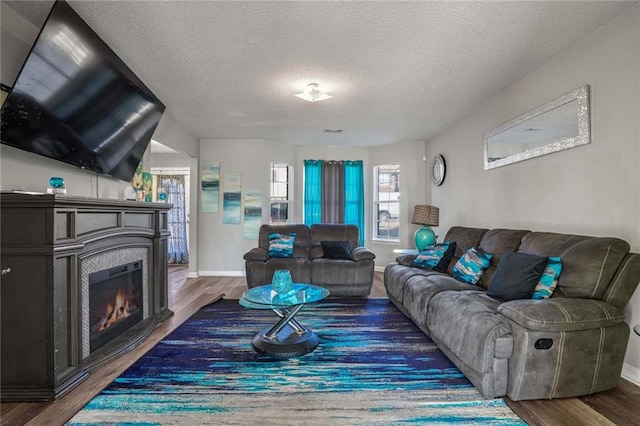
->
xmin=49 ymin=177 xmax=65 ymax=188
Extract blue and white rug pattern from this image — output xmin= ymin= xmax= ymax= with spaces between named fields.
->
xmin=68 ymin=298 xmax=526 ymax=425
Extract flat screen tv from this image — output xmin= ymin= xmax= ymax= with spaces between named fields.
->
xmin=0 ymin=0 xmax=165 ymax=182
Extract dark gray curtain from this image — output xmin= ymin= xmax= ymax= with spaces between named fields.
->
xmin=322 ymin=160 xmax=345 ymax=223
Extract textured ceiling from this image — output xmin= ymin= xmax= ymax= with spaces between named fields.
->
xmin=3 ymin=0 xmax=637 ymax=147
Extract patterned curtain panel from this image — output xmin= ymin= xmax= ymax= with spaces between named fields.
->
xmin=157 ymin=174 xmax=190 ymax=264
xmin=303 ymin=159 xmax=364 ymax=245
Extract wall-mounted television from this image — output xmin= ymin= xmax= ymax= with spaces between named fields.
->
xmin=0 ymin=0 xmax=165 ymax=182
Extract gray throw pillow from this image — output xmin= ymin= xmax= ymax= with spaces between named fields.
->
xmin=487 ymin=252 xmax=548 ymax=301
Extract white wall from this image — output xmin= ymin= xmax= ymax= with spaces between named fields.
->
xmin=197 ymin=142 xmax=426 ymax=274
xmin=198 ymin=139 xmax=296 ymax=275
xmin=425 ymin=6 xmax=640 ymax=379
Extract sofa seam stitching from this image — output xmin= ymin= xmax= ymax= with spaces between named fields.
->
xmin=590 ymin=327 xmax=605 ymax=394
xmin=549 ymin=330 xmax=565 ymax=398
xmin=594 ymin=303 xmax=612 ymax=321
xmin=590 ymin=241 xmax=616 ymax=299
xmin=604 ymin=254 xmax=634 ymax=305
xmin=501 ymin=303 xmax=622 ymax=328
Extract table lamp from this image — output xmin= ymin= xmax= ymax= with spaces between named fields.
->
xmin=411 ymin=205 xmax=439 ymax=251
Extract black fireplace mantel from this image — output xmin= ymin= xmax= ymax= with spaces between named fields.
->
xmin=0 ymin=193 xmax=173 ymax=402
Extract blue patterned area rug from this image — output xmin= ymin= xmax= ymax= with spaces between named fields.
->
xmin=68 ymin=298 xmax=526 ymax=425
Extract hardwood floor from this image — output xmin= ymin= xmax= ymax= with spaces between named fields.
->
xmin=2 ymin=267 xmax=638 ymax=425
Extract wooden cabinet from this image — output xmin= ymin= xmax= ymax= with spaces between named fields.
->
xmin=0 ymin=193 xmax=173 ymax=401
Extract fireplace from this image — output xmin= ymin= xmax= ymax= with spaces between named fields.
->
xmin=89 ymin=260 xmax=144 ymax=352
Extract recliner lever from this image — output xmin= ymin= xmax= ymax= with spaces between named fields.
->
xmin=534 ymin=338 xmax=553 ymax=350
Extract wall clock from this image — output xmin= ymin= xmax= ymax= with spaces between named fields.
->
xmin=431 ymin=155 xmax=446 ymax=186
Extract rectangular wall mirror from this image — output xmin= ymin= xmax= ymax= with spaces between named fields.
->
xmin=483 ymin=85 xmax=590 ymax=170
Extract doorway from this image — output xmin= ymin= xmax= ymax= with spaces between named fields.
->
xmin=151 ymin=167 xmax=190 ymax=264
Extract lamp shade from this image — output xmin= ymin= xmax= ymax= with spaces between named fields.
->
xmin=411 ymin=205 xmax=439 ymax=226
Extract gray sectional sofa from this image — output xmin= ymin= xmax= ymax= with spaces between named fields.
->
xmin=385 ymin=226 xmax=640 ymax=400
xmin=244 ymin=223 xmax=376 ymax=296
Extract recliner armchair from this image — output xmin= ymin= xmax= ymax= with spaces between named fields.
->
xmin=243 ymin=223 xmax=376 ymax=296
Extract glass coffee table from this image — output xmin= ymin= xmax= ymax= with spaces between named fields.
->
xmin=240 ymin=283 xmax=330 ymax=358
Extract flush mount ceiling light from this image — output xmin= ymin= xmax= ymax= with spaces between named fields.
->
xmin=294 ymin=83 xmax=332 ymax=102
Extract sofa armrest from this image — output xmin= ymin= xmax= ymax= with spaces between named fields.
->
xmin=243 ymin=247 xmax=268 ymax=261
xmin=497 ymin=298 xmax=625 ymax=332
xmin=395 ymin=254 xmax=416 ymax=266
xmin=351 ymin=246 xmax=376 ymax=261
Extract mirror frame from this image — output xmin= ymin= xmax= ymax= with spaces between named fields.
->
xmin=483 ymin=85 xmax=590 ymax=170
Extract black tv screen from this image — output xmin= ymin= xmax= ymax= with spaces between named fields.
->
xmin=0 ymin=0 xmax=165 ymax=182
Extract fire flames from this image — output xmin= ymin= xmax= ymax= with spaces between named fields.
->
xmin=98 ymin=289 xmax=133 ymax=332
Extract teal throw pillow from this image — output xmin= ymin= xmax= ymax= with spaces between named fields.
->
xmin=532 ymin=256 xmax=562 ymax=299
xmin=412 ymin=242 xmax=456 ymax=273
xmin=451 ymin=246 xmax=493 ymax=285
xmin=267 ymin=232 xmax=296 ymax=258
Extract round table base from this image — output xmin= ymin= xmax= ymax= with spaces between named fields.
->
xmin=252 ymin=324 xmax=319 ymax=358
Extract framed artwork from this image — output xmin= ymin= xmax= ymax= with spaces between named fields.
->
xmin=222 ymin=172 xmax=241 ymax=224
xmin=142 ymin=172 xmax=152 ymax=202
xmin=201 ymin=161 xmax=220 ymax=213
xmin=243 ymin=188 xmax=262 ymax=239
xmin=131 ymin=158 xmax=144 ymax=189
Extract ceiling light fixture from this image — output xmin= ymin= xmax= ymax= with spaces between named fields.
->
xmin=294 ymin=83 xmax=332 ymax=102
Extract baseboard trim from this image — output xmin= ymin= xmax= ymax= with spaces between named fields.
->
xmin=199 ymin=270 xmax=245 ymax=277
xmin=374 ymin=265 xmax=385 ymax=273
xmin=621 ymin=362 xmax=640 ymax=386
xmin=187 ymin=272 xmax=199 ymax=278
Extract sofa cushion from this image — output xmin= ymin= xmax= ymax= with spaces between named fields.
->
xmin=443 ymin=227 xmax=489 ymax=257
xmin=384 ymin=263 xmax=440 ymax=304
xmin=311 ymin=258 xmax=372 ymax=286
xmin=476 ymin=229 xmax=531 ymax=290
xmin=487 ymin=252 xmax=548 ymax=301
xmin=268 ymin=232 xmax=296 ymax=258
xmin=451 ymin=247 xmax=493 ymax=285
xmin=402 ymin=273 xmax=473 ymax=334
xmin=518 ymin=232 xmax=630 ymax=299
xmin=427 ymin=291 xmax=513 ymax=374
xmin=258 ymin=224 xmax=310 ymax=259
xmin=245 ymin=257 xmax=311 ymax=288
xmin=532 ymin=256 xmax=563 ymax=299
xmin=310 ymin=224 xmax=359 ymax=259
xmin=411 ymin=242 xmax=456 ymax=272
xmin=321 ymin=240 xmax=351 ymax=259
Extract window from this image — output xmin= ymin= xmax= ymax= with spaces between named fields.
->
xmin=374 ymin=163 xmax=400 ymax=240
xmin=270 ymin=162 xmax=291 ymax=223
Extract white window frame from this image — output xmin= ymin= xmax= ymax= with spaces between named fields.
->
xmin=270 ymin=162 xmax=292 ymax=224
xmin=373 ymin=163 xmax=400 ymax=241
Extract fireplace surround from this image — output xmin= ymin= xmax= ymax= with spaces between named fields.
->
xmin=0 ymin=193 xmax=172 ymax=402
